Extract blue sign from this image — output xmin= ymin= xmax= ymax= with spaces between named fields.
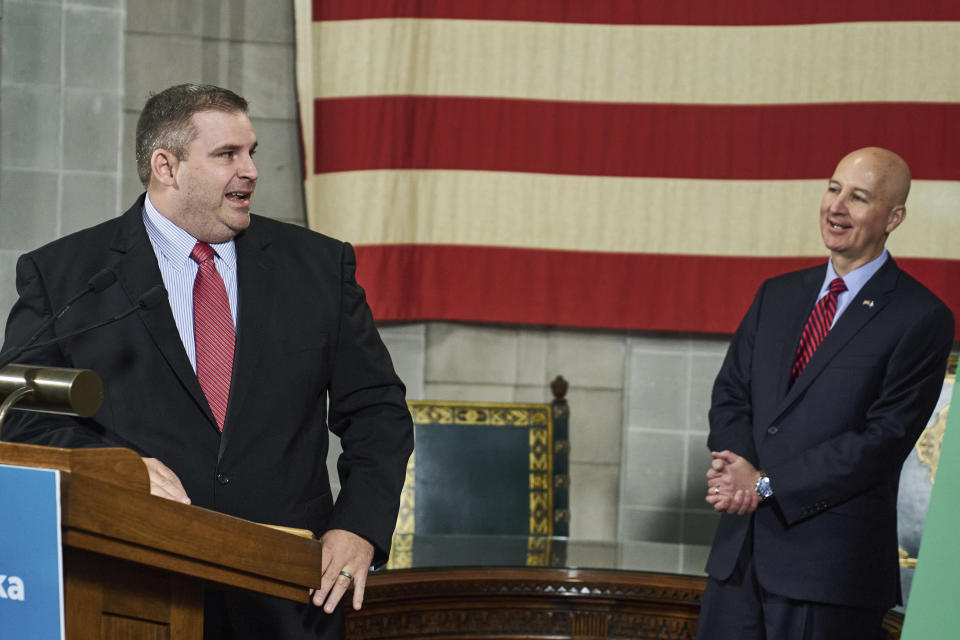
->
xmin=0 ymin=464 xmax=64 ymax=640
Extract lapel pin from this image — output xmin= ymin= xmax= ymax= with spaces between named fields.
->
xmin=862 ymin=299 xmax=875 ymax=308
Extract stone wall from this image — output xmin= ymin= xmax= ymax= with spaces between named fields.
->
xmin=0 ymin=0 xmax=125 ymax=322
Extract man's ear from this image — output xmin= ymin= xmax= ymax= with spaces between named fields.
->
xmin=150 ymin=149 xmax=180 ymax=187
xmin=886 ymin=205 xmax=906 ymax=234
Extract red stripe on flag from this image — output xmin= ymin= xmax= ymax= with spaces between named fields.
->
xmin=314 ymin=1 xmax=960 ymax=25
xmin=316 ymin=98 xmax=960 ymax=180
xmin=353 ymin=245 xmax=960 ymax=334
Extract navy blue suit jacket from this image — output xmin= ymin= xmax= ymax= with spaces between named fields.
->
xmin=1 ymin=194 xmax=413 ymax=566
xmin=705 ymin=256 xmax=953 ymax=609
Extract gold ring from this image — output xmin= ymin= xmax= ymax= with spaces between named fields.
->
xmin=339 ymin=570 xmax=354 ymax=581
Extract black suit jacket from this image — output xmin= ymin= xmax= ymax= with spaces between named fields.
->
xmin=1 ymin=195 xmax=413 ymax=564
xmin=706 ymin=257 xmax=953 ymax=609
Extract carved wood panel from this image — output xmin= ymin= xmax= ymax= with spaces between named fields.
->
xmin=346 ymin=568 xmax=901 ymax=640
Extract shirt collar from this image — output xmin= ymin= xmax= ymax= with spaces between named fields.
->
xmin=142 ymin=193 xmax=237 ymax=270
xmin=822 ymin=249 xmax=889 ymax=297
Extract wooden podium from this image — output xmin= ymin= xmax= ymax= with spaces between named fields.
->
xmin=0 ymin=442 xmax=324 ymax=639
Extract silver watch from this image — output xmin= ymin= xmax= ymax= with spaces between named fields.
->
xmin=755 ymin=473 xmax=773 ymax=501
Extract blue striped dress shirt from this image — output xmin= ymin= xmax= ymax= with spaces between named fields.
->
xmin=142 ymin=193 xmax=239 ymax=372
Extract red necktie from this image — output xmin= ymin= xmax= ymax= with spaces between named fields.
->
xmin=790 ymin=277 xmax=847 ymax=385
xmin=190 ymin=242 xmax=235 ymax=431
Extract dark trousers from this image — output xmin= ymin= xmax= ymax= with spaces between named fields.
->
xmin=204 ymin=589 xmax=345 ymax=640
xmin=697 ymin=537 xmax=886 ymax=640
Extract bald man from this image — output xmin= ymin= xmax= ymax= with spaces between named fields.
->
xmin=696 ymin=148 xmax=953 ymax=639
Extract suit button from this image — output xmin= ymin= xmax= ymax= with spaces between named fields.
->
xmin=767 ymin=426 xmax=779 ymax=435
xmin=217 ymin=473 xmax=230 ymax=485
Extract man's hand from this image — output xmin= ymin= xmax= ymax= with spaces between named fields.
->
xmin=141 ymin=457 xmax=191 ymax=504
xmin=705 ymin=450 xmax=760 ymax=515
xmin=311 ymin=529 xmax=375 ymax=613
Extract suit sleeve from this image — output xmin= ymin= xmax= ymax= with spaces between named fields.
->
xmin=324 ymin=243 xmax=414 ymax=566
xmin=1 ymin=254 xmax=115 ymax=448
xmin=707 ymin=282 xmax=765 ymax=466
xmin=771 ymin=302 xmax=954 ymax=525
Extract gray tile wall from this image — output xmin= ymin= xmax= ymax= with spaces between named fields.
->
xmin=621 ymin=334 xmax=729 ymax=573
xmin=0 ymin=0 xmax=125 ymax=325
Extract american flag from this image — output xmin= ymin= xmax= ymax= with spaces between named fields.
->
xmin=295 ymin=1 xmax=960 ymax=334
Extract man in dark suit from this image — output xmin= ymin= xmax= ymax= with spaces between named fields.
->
xmin=0 ymin=84 xmax=413 ymax=639
xmin=697 ymin=147 xmax=954 ymax=639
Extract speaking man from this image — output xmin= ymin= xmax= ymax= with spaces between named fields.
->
xmin=698 ymin=147 xmax=953 ymax=639
xmin=0 ymin=84 xmax=413 ymax=639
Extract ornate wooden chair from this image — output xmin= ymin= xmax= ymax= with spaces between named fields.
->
xmin=387 ymin=376 xmax=570 ymax=569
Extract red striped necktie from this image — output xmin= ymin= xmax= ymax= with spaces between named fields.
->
xmin=790 ymin=277 xmax=847 ymax=386
xmin=190 ymin=242 xmax=235 ymax=431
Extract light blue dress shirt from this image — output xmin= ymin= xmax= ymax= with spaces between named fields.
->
xmin=142 ymin=193 xmax=239 ymax=372
xmin=818 ymin=249 xmax=888 ymax=328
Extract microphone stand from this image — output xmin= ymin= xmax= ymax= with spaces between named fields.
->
xmin=0 ymin=281 xmax=163 ymax=436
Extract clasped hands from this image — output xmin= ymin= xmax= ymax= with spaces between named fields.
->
xmin=705 ymin=450 xmax=761 ymax=515
xmin=141 ymin=457 xmax=375 ymax=612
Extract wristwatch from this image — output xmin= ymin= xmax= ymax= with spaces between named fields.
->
xmin=755 ymin=472 xmax=773 ymax=501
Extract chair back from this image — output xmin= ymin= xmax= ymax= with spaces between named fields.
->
xmin=388 ymin=376 xmax=570 ymax=568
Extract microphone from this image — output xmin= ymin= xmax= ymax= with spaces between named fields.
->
xmin=22 ymin=285 xmax=168 ymax=354
xmin=0 ymin=269 xmax=117 ymax=369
